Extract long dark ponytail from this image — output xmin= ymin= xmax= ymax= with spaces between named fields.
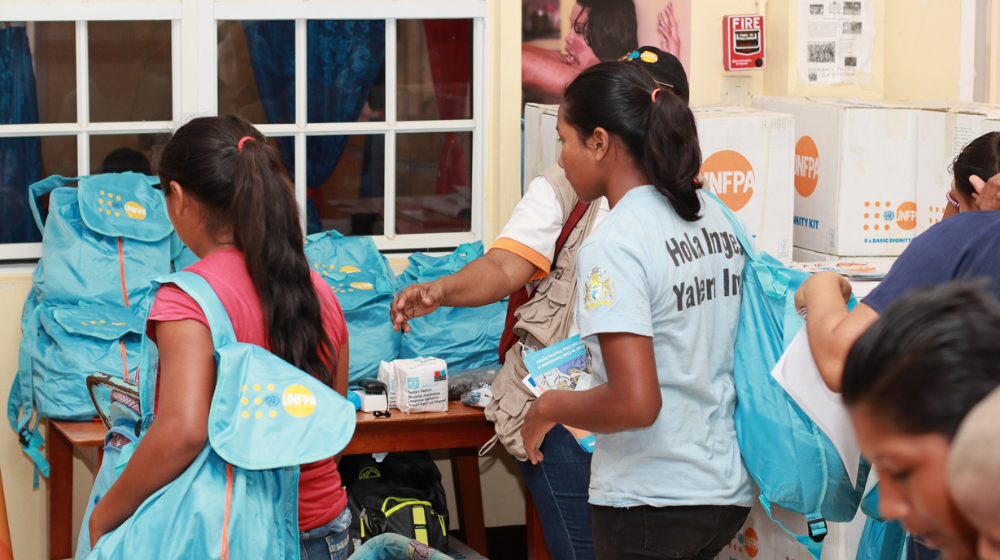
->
xmin=156 ymin=115 xmax=335 ymax=386
xmin=561 ymin=61 xmax=703 ymax=221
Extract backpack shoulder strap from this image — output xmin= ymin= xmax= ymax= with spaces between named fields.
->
xmin=161 ymin=271 xmax=237 ymax=349
xmin=700 ymin=190 xmax=755 ymax=259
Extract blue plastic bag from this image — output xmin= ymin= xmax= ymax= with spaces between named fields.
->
xmin=77 ymin=272 xmax=356 ymax=560
xmin=304 ymin=230 xmax=400 ymax=384
xmin=704 ymin=191 xmax=870 ymax=560
xmin=396 ymin=242 xmax=506 ymax=371
xmin=9 ymin=173 xmax=173 ymax=481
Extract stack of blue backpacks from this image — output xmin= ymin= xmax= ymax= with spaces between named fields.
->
xmin=8 ymin=173 xmax=190 ymax=480
xmin=304 ymin=235 xmax=505 ymax=386
xmin=395 ymin=242 xmax=507 ymax=371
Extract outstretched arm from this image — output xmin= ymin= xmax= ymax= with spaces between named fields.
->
xmin=522 ymin=44 xmax=581 ymax=99
xmin=390 ymin=248 xmax=537 ymax=332
xmin=88 ymin=319 xmax=215 ymax=547
xmin=795 ymin=272 xmax=879 ymax=392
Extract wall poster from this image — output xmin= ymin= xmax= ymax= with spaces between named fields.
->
xmin=797 ymin=0 xmax=876 ymax=85
xmin=521 ymin=0 xmax=691 ymax=106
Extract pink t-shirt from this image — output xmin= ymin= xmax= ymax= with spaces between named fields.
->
xmin=147 ymin=248 xmax=349 ymax=531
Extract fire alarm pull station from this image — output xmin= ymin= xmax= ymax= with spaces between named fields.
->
xmin=723 ymin=15 xmax=765 ymax=70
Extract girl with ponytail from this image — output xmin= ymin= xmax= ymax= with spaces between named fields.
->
xmin=86 ymin=115 xmax=353 ymax=559
xmin=521 ymin=62 xmax=755 ymax=560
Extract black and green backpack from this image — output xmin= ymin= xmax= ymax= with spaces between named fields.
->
xmin=340 ymin=451 xmax=450 ymax=552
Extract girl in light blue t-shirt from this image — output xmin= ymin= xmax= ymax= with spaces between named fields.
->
xmin=520 ymin=61 xmax=754 ymax=560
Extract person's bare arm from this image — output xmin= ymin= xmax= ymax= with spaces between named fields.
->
xmin=391 ymin=248 xmax=537 ymax=332
xmin=88 ymin=319 xmax=215 ymax=546
xmin=522 ymin=44 xmax=582 ymax=99
xmin=522 ymin=332 xmax=661 ymax=464
xmin=795 ymin=272 xmax=879 ymax=392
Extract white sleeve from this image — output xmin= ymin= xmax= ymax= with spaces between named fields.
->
xmin=493 ymin=175 xmax=565 ymax=267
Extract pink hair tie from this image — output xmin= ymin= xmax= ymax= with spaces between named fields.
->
xmin=651 ymin=88 xmax=661 ymax=103
xmin=237 ymin=136 xmax=255 ymax=152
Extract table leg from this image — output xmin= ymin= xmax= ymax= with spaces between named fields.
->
xmin=525 ymin=491 xmax=554 ymax=560
xmin=47 ymin=424 xmax=73 ymax=560
xmin=450 ymin=448 xmax=487 ymax=556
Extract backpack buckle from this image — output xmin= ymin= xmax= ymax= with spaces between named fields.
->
xmin=807 ymin=517 xmax=828 ymax=542
xmin=18 ymin=428 xmax=31 ymax=447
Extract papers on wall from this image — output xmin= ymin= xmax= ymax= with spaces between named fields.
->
xmin=797 ymin=0 xmax=875 ymax=85
xmin=770 ymin=329 xmax=862 ymax=486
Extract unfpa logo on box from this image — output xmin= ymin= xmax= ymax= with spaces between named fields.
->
xmin=862 ymin=201 xmax=917 ymax=231
xmin=794 ymin=136 xmax=820 ymax=197
xmin=701 ymin=150 xmax=755 ymax=212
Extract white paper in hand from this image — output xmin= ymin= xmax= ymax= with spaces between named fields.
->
xmin=770 ymin=329 xmax=862 ymax=486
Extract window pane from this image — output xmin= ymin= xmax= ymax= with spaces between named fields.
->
xmin=0 ymin=135 xmax=77 ymax=243
xmin=307 ymin=20 xmax=386 ymax=124
xmin=219 ymin=21 xmax=295 ymax=124
xmin=91 ymin=134 xmax=164 ymax=176
xmin=24 ymin=22 xmax=77 ymax=124
xmin=395 ymin=131 xmax=472 ymax=234
xmin=306 ymin=134 xmax=385 ymax=236
xmin=397 ymin=20 xmax=472 ymax=122
xmin=89 ymin=21 xmax=172 ymax=122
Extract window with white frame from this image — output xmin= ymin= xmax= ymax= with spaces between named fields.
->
xmin=0 ymin=1 xmax=488 ymax=261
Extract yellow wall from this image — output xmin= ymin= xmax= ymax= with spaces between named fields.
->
xmin=0 ymin=0 xmax=976 ymax=557
xmin=883 ymin=0 xmax=962 ymax=100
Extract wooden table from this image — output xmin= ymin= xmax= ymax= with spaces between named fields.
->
xmin=46 ymin=402 xmax=496 ymax=560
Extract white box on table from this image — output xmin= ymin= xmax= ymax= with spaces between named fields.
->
xmin=694 ymin=105 xmax=795 ymax=263
xmin=914 ymin=102 xmax=1000 ymax=234
xmin=751 ymin=97 xmax=921 ymax=257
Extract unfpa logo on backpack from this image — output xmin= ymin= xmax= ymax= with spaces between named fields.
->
xmin=283 ymin=384 xmax=317 ymax=417
xmin=124 ymin=201 xmax=147 ymax=220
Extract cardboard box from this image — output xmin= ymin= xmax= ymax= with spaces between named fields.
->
xmin=524 ymin=104 xmax=795 ymax=262
xmin=522 ymin=103 xmax=561 ymax=190
xmin=695 ymin=105 xmax=795 ymax=262
xmin=751 ymin=97 xmax=922 ymax=257
xmin=914 ymin=102 xmax=1000 ymax=234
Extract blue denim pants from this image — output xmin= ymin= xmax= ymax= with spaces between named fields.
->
xmin=300 ymin=507 xmax=352 ymax=560
xmin=518 ymin=424 xmax=595 ymax=560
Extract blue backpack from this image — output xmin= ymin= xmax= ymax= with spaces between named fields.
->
xmin=304 ymin=230 xmax=400 ymax=384
xmin=8 ymin=173 xmax=176 ymax=481
xmin=396 ymin=242 xmax=507 ymax=371
xmin=76 ymin=271 xmax=356 ymax=560
xmin=705 ymin=192 xmax=870 ymax=560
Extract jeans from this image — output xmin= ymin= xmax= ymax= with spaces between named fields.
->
xmin=300 ymin=507 xmax=352 ymax=560
xmin=591 ymin=504 xmax=750 ymax=560
xmin=518 ymin=424 xmax=595 ymax=560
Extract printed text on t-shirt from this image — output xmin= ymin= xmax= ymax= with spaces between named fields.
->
xmin=667 ymin=227 xmax=744 ymax=312
xmin=666 ymin=228 xmax=744 ymax=267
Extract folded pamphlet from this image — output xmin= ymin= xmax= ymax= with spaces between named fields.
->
xmin=521 ymin=335 xmax=596 ymax=453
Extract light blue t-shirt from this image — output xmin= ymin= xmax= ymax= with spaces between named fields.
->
xmin=576 ymin=186 xmax=755 ymax=508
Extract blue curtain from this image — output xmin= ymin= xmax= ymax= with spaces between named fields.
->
xmin=0 ymin=24 xmax=43 ymax=243
xmin=242 ymin=21 xmax=386 ymax=234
